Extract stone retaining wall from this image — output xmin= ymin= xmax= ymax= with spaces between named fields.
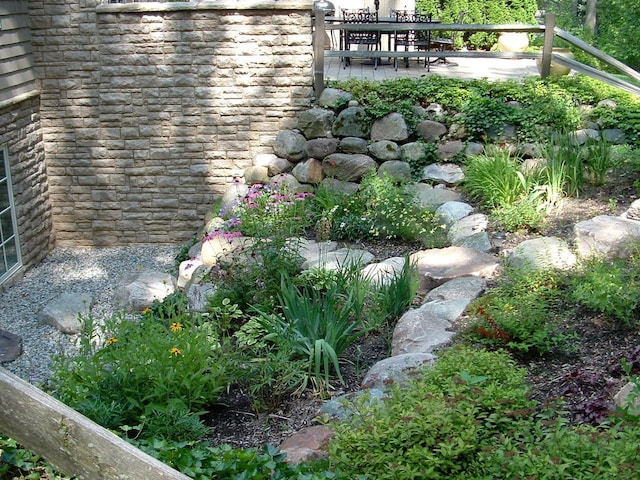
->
xmin=0 ymin=93 xmax=54 ymax=280
xmin=28 ymin=0 xmax=315 ymax=246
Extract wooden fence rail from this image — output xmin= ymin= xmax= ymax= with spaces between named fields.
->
xmin=0 ymin=367 xmax=190 ymax=480
xmin=313 ymin=12 xmax=640 ymax=97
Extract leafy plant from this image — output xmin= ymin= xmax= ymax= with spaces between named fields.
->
xmin=50 ymin=309 xmax=235 ymax=442
xmin=328 ymin=346 xmax=535 ymax=479
xmin=372 ymin=255 xmax=420 ymax=321
xmin=462 ymin=148 xmax=529 ymax=208
xmin=584 ymin=138 xmax=616 ymax=185
xmin=568 ymin=253 xmax=640 ymax=324
xmin=257 ymin=275 xmax=366 ymax=389
xmin=0 ymin=434 xmax=70 ymax=479
xmin=135 ymin=439 xmax=336 ymax=480
xmin=465 ymin=267 xmax=576 ymax=355
xmin=489 ymin=197 xmax=546 ymax=233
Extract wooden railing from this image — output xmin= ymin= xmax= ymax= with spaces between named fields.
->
xmin=0 ymin=367 xmax=190 ymax=479
xmin=313 ymin=12 xmax=640 ymax=98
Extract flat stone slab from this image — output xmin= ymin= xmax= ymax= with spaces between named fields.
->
xmin=424 ymin=276 xmax=488 ymax=302
xmin=38 ymin=292 xmax=94 ymax=334
xmin=301 ymin=247 xmax=374 ymax=271
xmin=0 ymin=329 xmax=22 ymax=363
xmin=279 ymin=425 xmax=334 ymax=464
xmin=114 ymin=270 xmax=175 ymax=312
xmin=361 ymin=256 xmax=406 ymax=285
xmin=362 ymin=352 xmax=437 ymax=389
xmin=410 ymin=246 xmax=501 ymax=293
xmin=574 ymin=215 xmax=640 ymax=258
xmin=391 ymin=307 xmax=455 ymax=355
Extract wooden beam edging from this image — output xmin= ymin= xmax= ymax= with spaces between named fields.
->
xmin=554 ymin=27 xmax=640 ymax=83
xmin=0 ymin=367 xmax=191 ymax=480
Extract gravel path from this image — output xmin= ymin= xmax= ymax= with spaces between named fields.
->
xmin=0 ymin=245 xmax=180 ymax=387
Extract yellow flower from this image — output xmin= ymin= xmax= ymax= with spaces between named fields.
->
xmin=170 ymin=322 xmax=183 ymax=332
xmin=170 ymin=347 xmax=183 ymax=356
xmin=106 ymin=337 xmax=118 ymax=345
xmin=142 ymin=308 xmax=151 ymax=315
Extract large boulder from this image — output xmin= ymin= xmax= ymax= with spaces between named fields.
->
xmin=322 ymin=153 xmax=377 ymax=182
xmin=332 ymin=105 xmax=370 ymax=138
xmin=298 ymin=107 xmax=335 ymax=139
xmin=370 ymin=112 xmax=409 ymax=142
xmin=114 ymin=270 xmax=175 ymax=312
xmin=509 ymin=237 xmax=577 ymax=270
xmin=574 ymin=215 xmax=640 ymax=258
xmin=273 ymin=130 xmax=307 ymax=161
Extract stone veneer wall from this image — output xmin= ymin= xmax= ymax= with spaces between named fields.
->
xmin=27 ymin=0 xmax=315 ymax=246
xmin=0 ymin=93 xmax=54 ymax=279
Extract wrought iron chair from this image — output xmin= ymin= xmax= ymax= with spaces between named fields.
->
xmin=393 ymin=11 xmax=433 ymax=70
xmin=429 ymin=11 xmax=467 ymax=59
xmin=341 ymin=9 xmax=380 ymax=69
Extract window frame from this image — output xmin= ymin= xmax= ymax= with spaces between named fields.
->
xmin=0 ymin=145 xmax=22 ymax=285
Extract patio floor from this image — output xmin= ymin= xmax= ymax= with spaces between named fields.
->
xmin=324 ymin=54 xmax=541 ymax=82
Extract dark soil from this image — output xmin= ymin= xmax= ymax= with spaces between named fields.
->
xmin=205 ymin=169 xmax=640 ymax=450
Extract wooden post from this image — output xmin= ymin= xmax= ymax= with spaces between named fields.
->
xmin=313 ymin=9 xmax=326 ymax=100
xmin=0 ymin=367 xmax=191 ymax=480
xmin=540 ymin=13 xmax=555 ymax=78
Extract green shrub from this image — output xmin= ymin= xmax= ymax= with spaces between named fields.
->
xmin=465 ymin=267 xmax=576 ymax=355
xmin=328 ymin=346 xmax=535 ymax=479
xmin=0 ymin=434 xmax=70 ymax=479
xmin=489 ymin=198 xmax=546 ymax=233
xmin=136 ymin=439 xmax=336 ymax=480
xmin=462 ymin=148 xmax=529 ymax=208
xmin=569 ymin=252 xmax=640 ymax=324
xmin=51 ymin=309 xmax=236 ymax=442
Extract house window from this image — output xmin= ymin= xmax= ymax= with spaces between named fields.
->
xmin=0 ymin=146 xmax=21 ymax=285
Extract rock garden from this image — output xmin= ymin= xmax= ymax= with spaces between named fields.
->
xmin=3 ymin=74 xmax=640 ymax=479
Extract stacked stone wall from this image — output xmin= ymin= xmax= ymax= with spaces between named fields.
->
xmin=27 ymin=0 xmax=315 ymax=246
xmin=0 ymin=94 xmax=54 ymax=277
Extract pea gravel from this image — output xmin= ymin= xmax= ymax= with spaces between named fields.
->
xmin=0 ymin=245 xmax=180 ymax=387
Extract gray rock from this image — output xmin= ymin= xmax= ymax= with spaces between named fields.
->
xmin=410 ymin=246 xmax=501 ymax=293
xmin=186 ymin=282 xmax=217 ymax=312
xmin=391 ymin=307 xmax=455 ymax=355
xmin=301 ymin=247 xmax=374 ymax=271
xmin=435 ymin=201 xmax=475 ymax=227
xmin=421 ymin=163 xmax=464 ymax=185
xmin=623 ymin=199 xmax=640 ymax=221
xmin=447 ymin=213 xmax=489 ymax=245
xmin=438 ymin=140 xmax=465 ymax=160
xmin=377 ymin=160 xmax=412 ymax=183
xmin=368 ymin=140 xmax=401 ymax=161
xmin=416 ymin=119 xmax=447 ymax=142
xmin=574 ymin=215 xmax=640 ymax=258
xmin=39 ymin=293 xmax=93 ymax=334
xmin=253 ymin=153 xmax=293 ymax=176
xmin=602 ymin=128 xmax=626 ymax=144
xmin=292 ymin=238 xmax=339 ymax=263
xmin=177 ymin=258 xmax=204 ymax=289
xmin=509 ymin=236 xmax=577 ymax=270
xmin=454 ymin=232 xmax=492 ymax=252
xmin=465 ymin=142 xmax=484 ymax=157
xmin=412 ymin=183 xmax=463 ymax=209
xmin=279 ymin=425 xmax=333 ymax=464
xmin=270 ymin=173 xmax=306 ymax=192
xmin=273 ymin=130 xmax=307 ymax=161
xmin=424 ymin=276 xmax=487 ymax=302
xmin=322 ymin=153 xmax=377 ymax=182
xmin=339 ymin=136 xmax=368 ymax=154
xmin=114 ymin=271 xmax=175 ymax=312
xmin=571 ymin=128 xmax=601 ymax=145
xmin=305 ymin=137 xmax=340 ymax=160
xmin=320 ymin=177 xmax=360 ymax=195
xmin=332 ymin=106 xmax=370 ymax=138
xmin=292 ymin=159 xmax=324 ymax=184
xmin=361 ymin=256 xmax=407 ymax=286
xmin=420 ymin=298 xmax=473 ymax=322
xmin=219 ymin=182 xmax=249 ymax=218
xmin=243 ymin=165 xmax=270 ymax=185
xmin=362 ymin=353 xmax=437 ymax=389
xmin=597 ymin=99 xmax=617 ymax=109
xmin=370 ymin=112 xmax=409 ymax=142
xmin=0 ymin=330 xmax=22 ymax=363
xmin=298 ymin=107 xmax=335 ymax=139
xmin=317 ymin=87 xmax=353 ymax=109
xmin=401 ymin=141 xmax=430 ymax=165
xmin=614 ymin=382 xmax=640 ymax=416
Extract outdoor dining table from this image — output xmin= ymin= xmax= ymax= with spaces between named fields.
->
xmin=325 ymin=17 xmax=443 ymax=70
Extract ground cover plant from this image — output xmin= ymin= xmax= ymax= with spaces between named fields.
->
xmin=9 ymin=74 xmax=640 ymax=478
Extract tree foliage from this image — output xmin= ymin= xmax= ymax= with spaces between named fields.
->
xmin=415 ymin=0 xmax=538 ymax=50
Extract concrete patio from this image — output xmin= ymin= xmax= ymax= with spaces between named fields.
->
xmin=324 ymin=54 xmax=541 ymax=82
